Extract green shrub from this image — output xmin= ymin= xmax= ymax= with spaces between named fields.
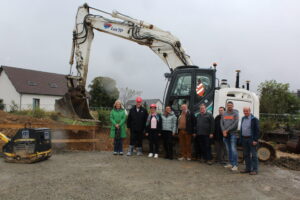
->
xmin=0 ymin=99 xmax=4 ymax=110
xmin=97 ymin=109 xmax=111 ymax=126
xmin=49 ymin=112 xmax=60 ymax=121
xmin=31 ymin=108 xmax=47 ymax=118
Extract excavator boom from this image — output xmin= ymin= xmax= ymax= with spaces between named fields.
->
xmin=55 ymin=3 xmax=193 ymax=119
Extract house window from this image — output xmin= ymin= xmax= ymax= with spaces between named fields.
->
xmin=49 ymin=83 xmax=58 ymax=88
xmin=28 ymin=81 xmax=38 ymax=86
xmin=33 ymin=98 xmax=40 ymax=109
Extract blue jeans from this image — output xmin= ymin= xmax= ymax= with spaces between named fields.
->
xmin=114 ymin=138 xmax=123 ymax=153
xmin=242 ymin=137 xmax=258 ymax=172
xmin=223 ymin=134 xmax=238 ymax=166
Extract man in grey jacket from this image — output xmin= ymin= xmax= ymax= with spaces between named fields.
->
xmin=221 ymin=101 xmax=239 ymax=171
xmin=193 ymin=104 xmax=214 ymax=165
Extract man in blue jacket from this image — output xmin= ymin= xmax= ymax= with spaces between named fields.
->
xmin=240 ymin=107 xmax=259 ymax=175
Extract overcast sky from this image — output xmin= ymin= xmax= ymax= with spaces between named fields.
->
xmin=0 ymin=0 xmax=299 ymax=100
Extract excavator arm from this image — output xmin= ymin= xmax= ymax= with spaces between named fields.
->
xmin=55 ymin=3 xmax=193 ymax=119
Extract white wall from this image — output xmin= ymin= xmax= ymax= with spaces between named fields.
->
xmin=21 ymin=94 xmax=62 ymax=111
xmin=0 ymin=71 xmax=20 ymax=111
xmin=156 ymin=101 xmax=163 ymax=112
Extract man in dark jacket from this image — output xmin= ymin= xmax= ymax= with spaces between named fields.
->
xmin=240 ymin=107 xmax=259 ymax=175
xmin=126 ymin=97 xmax=148 ymax=156
xmin=177 ymin=104 xmax=195 ymax=161
xmin=213 ymin=106 xmax=227 ymax=164
xmin=193 ymin=104 xmax=214 ymax=164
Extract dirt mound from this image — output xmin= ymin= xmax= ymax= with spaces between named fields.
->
xmin=274 ymin=157 xmax=300 ymax=171
xmin=0 ymin=110 xmax=55 ymax=124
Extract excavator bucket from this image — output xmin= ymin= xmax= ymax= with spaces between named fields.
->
xmin=55 ymin=88 xmax=94 ymax=120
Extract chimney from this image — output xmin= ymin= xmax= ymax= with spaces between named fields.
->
xmin=235 ymin=70 xmax=240 ymax=88
xmin=246 ymin=80 xmax=250 ymax=91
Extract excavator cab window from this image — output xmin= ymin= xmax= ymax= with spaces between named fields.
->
xmin=195 ymin=73 xmax=212 ymax=103
xmin=171 ymin=73 xmax=192 ymax=96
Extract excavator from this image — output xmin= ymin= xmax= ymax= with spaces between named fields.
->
xmin=55 ymin=3 xmax=259 ymax=120
xmin=53 ymin=3 xmax=275 ymax=162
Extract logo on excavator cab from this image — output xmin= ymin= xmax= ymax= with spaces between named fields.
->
xmin=104 ymin=23 xmax=112 ymax=29
xmin=103 ymin=23 xmax=124 ymax=33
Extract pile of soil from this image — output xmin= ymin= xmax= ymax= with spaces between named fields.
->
xmin=274 ymin=150 xmax=300 ymax=171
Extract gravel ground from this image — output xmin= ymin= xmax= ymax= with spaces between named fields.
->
xmin=1 ymin=151 xmax=300 ymax=200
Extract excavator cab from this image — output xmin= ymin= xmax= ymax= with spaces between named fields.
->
xmin=164 ymin=66 xmax=216 ymax=116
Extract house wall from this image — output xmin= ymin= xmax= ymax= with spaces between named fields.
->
xmin=21 ymin=94 xmax=62 ymax=111
xmin=0 ymin=71 xmax=20 ymax=111
xmin=156 ymin=101 xmax=163 ymax=112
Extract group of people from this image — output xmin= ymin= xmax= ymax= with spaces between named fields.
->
xmin=110 ymin=97 xmax=259 ymax=175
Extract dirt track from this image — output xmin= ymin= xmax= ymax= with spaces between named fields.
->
xmin=1 ymin=151 xmax=300 ymax=200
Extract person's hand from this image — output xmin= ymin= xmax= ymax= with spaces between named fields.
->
xmin=209 ymin=134 xmax=213 ymax=139
xmin=172 ymin=133 xmax=176 ymax=136
xmin=252 ymin=141 xmax=258 ymax=146
xmin=223 ymin=130 xmax=228 ymax=137
xmin=145 ymin=133 xmax=149 ymax=136
xmin=158 ymin=133 xmax=161 ymax=136
xmin=115 ymin=124 xmax=119 ymax=129
xmin=193 ymin=133 xmax=196 ymax=137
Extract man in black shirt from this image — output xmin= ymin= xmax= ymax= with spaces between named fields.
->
xmin=213 ymin=107 xmax=227 ymax=164
xmin=126 ymin=97 xmax=148 ymax=156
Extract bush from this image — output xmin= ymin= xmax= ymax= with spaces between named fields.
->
xmin=49 ymin=112 xmax=60 ymax=121
xmin=97 ymin=109 xmax=111 ymax=126
xmin=0 ymin=99 xmax=4 ymax=110
xmin=9 ymin=101 xmax=18 ymax=112
xmin=31 ymin=108 xmax=47 ymax=118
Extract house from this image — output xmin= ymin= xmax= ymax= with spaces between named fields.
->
xmin=126 ymin=99 xmax=163 ymax=112
xmin=0 ymin=66 xmax=68 ymax=111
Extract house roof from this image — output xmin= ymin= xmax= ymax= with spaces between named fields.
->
xmin=0 ymin=66 xmax=68 ymax=96
xmin=126 ymin=99 xmax=163 ymax=106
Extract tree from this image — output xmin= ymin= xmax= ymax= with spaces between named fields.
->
xmin=88 ymin=77 xmax=119 ymax=108
xmin=119 ymin=87 xmax=142 ymax=106
xmin=0 ymin=99 xmax=4 ymax=110
xmin=258 ymin=80 xmax=300 ymax=114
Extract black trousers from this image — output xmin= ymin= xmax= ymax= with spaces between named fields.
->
xmin=195 ymin=135 xmax=212 ymax=161
xmin=148 ymin=129 xmax=159 ymax=154
xmin=129 ymin=129 xmax=143 ymax=148
xmin=162 ymin=130 xmax=173 ymax=159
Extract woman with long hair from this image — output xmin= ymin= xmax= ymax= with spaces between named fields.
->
xmin=110 ymin=100 xmax=127 ymax=155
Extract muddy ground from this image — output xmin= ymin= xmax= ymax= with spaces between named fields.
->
xmin=0 ymin=151 xmax=300 ymax=200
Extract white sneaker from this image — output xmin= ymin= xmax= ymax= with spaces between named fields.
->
xmin=187 ymin=158 xmax=191 ymax=161
xmin=148 ymin=153 xmax=153 ymax=157
xmin=231 ymin=166 xmax=238 ymax=171
xmin=224 ymin=164 xmax=233 ymax=168
xmin=178 ymin=157 xmax=185 ymax=161
xmin=154 ymin=154 xmax=158 ymax=158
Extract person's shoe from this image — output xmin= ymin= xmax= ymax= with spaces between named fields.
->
xmin=136 ymin=147 xmax=143 ymax=156
xmin=119 ymin=152 xmax=123 ymax=156
xmin=240 ymin=169 xmax=250 ymax=174
xmin=154 ymin=154 xmax=159 ymax=158
xmin=178 ymin=157 xmax=185 ymax=161
xmin=249 ymin=171 xmax=258 ymax=175
xmin=126 ymin=145 xmax=134 ymax=156
xmin=224 ymin=164 xmax=233 ymax=168
xmin=207 ymin=161 xmax=213 ymax=165
xmin=113 ymin=152 xmax=118 ymax=155
xmin=231 ymin=166 xmax=238 ymax=171
xmin=187 ymin=158 xmax=192 ymax=161
xmin=148 ymin=153 xmax=153 ymax=157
